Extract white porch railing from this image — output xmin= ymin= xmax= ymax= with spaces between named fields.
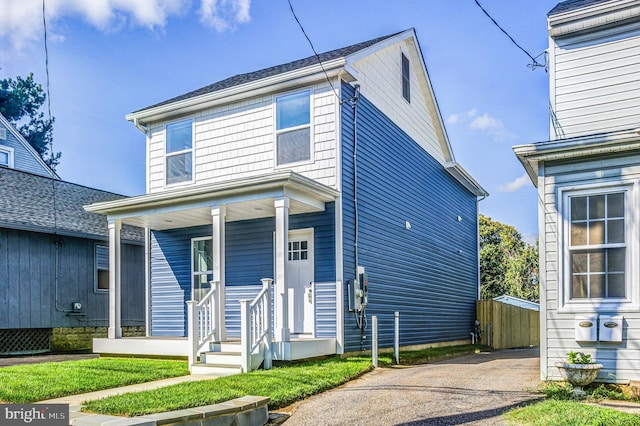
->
xmin=186 ymin=282 xmax=219 ymax=368
xmin=240 ymin=278 xmax=273 ymax=373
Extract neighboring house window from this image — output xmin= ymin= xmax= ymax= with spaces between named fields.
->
xmin=276 ymin=90 xmax=311 ymax=166
xmin=192 ymin=237 xmax=213 ymax=302
xmin=96 ymin=245 xmax=109 ymax=292
xmin=0 ymin=146 xmax=14 ymax=168
xmin=560 ymin=184 xmax=636 ymax=311
xmin=165 ymin=119 xmax=193 ymax=185
xmin=402 ymin=53 xmax=410 ymax=103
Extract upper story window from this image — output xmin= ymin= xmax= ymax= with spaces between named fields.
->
xmin=0 ymin=146 xmax=14 ymax=168
xmin=402 ymin=53 xmax=410 ymax=103
xmin=95 ymin=245 xmax=109 ymax=292
xmin=165 ymin=119 xmax=193 ymax=185
xmin=275 ymin=90 xmax=311 ymax=166
xmin=560 ymin=184 xmax=637 ymax=312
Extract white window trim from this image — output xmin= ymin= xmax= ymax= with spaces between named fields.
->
xmin=164 ymin=118 xmax=194 ymax=188
xmin=557 ymin=180 xmax=639 ymax=313
xmin=401 ymin=50 xmax=411 ymax=104
xmin=0 ymin=146 xmax=14 ymax=168
xmin=191 ymin=236 xmax=213 ymax=301
xmin=273 ymin=88 xmax=314 ymax=169
xmin=95 ymin=244 xmax=109 ymax=293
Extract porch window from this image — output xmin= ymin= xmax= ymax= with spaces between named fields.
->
xmin=402 ymin=52 xmax=410 ymax=103
xmin=560 ymin=184 xmax=638 ymax=311
xmin=95 ymin=245 xmax=109 ymax=292
xmin=192 ymin=237 xmax=213 ymax=301
xmin=0 ymin=146 xmax=13 ymax=168
xmin=276 ymin=90 xmax=311 ymax=166
xmin=288 ymin=240 xmax=308 ymax=261
xmin=165 ymin=119 xmax=193 ymax=185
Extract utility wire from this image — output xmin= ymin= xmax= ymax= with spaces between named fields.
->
xmin=286 ymin=0 xmax=342 ymax=102
xmin=42 ymin=0 xmax=53 ymax=127
xmin=473 ymin=0 xmax=544 ymax=69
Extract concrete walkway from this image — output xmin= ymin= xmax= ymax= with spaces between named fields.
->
xmin=277 ymin=348 xmax=542 ymax=426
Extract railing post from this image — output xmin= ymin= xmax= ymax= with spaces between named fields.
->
xmin=187 ymin=301 xmax=198 ymax=371
xmin=394 ymin=311 xmax=400 ymax=365
xmin=261 ymin=278 xmax=273 ymax=370
xmin=240 ymin=299 xmax=251 ymax=373
xmin=372 ymin=315 xmax=378 ymax=368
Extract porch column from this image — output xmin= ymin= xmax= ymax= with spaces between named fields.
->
xmin=274 ymin=197 xmax=290 ymax=342
xmin=212 ymin=206 xmax=226 ymax=342
xmin=108 ymin=219 xmax=122 ymax=339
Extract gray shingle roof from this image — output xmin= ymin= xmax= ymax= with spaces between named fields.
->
xmin=0 ymin=167 xmax=143 ymax=242
xmin=549 ymin=0 xmax=611 ymax=16
xmin=134 ymin=31 xmax=402 ymax=113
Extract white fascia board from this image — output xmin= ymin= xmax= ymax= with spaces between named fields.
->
xmin=549 ymin=0 xmax=640 ymax=37
xmin=513 ymin=129 xmax=640 ymax=184
xmin=444 ymin=162 xmax=488 ymax=198
xmin=84 ymin=171 xmax=339 ymax=215
xmin=126 ymin=58 xmax=348 ymax=126
xmin=0 ymin=113 xmax=59 ymax=179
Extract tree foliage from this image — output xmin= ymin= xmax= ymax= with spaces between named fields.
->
xmin=0 ymin=73 xmax=60 ymax=170
xmin=480 ymin=214 xmax=539 ymax=301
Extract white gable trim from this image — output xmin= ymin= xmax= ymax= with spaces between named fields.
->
xmin=0 ymin=113 xmax=59 ymax=179
xmin=549 ymin=0 xmax=640 ymax=37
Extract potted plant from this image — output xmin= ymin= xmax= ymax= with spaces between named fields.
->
xmin=555 ymin=351 xmax=603 ymax=397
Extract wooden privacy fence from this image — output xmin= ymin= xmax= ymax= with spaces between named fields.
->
xmin=476 ymin=300 xmax=539 ymax=349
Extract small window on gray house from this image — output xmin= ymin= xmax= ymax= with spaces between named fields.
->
xmin=0 ymin=147 xmax=13 ymax=168
xmin=402 ymin=53 xmax=410 ymax=103
xmin=165 ymin=119 xmax=193 ymax=185
xmin=276 ymin=90 xmax=311 ymax=165
xmin=96 ymin=245 xmax=109 ymax=291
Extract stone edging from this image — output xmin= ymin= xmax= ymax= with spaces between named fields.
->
xmin=71 ymin=395 xmax=270 ymax=425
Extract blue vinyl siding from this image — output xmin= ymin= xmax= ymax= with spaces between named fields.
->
xmin=150 ymin=208 xmax=335 ymax=336
xmin=314 ymin=281 xmax=336 ymax=338
xmin=0 ymin=122 xmax=54 ymax=178
xmin=341 ymin=82 xmax=479 ymax=352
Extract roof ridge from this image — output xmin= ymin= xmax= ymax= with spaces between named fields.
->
xmin=132 ymin=30 xmax=406 ymax=113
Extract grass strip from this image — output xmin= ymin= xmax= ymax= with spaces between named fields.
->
xmin=504 ymin=400 xmax=640 ymax=426
xmin=83 ymin=357 xmax=373 ymax=416
xmin=0 ymin=358 xmax=189 ymax=403
xmin=396 ymin=344 xmax=483 ymax=365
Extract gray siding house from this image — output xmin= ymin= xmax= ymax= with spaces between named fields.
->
xmin=515 ymin=0 xmax=640 ymax=383
xmin=88 ymin=29 xmax=487 ymax=374
xmin=0 ymin=113 xmax=145 ymax=354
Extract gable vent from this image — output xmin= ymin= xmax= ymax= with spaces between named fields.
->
xmin=0 ymin=128 xmax=6 ymax=140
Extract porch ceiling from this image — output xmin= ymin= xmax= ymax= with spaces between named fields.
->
xmin=84 ymin=171 xmax=339 ymax=230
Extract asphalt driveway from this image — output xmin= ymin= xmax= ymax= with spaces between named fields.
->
xmin=278 ymin=347 xmax=541 ymax=426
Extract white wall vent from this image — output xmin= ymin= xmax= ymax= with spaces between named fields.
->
xmin=0 ymin=128 xmax=6 ymax=140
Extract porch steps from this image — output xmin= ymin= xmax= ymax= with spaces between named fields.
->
xmin=194 ymin=341 xmax=263 ymax=375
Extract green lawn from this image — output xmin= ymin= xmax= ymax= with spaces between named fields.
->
xmin=504 ymin=400 xmax=640 ymax=426
xmin=83 ymin=357 xmax=373 ymax=416
xmin=0 ymin=358 xmax=189 ymax=403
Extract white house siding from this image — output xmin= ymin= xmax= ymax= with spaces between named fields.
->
xmin=146 ymin=82 xmax=338 ymax=194
xmin=551 ymin=21 xmax=640 ymax=140
xmin=541 ymin=155 xmax=640 ymax=383
xmin=350 ymin=40 xmax=446 ymax=164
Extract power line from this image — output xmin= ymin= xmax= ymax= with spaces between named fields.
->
xmin=473 ymin=0 xmax=544 ymax=69
xmin=286 ymin=0 xmax=342 ymax=102
xmin=42 ymin=0 xmax=52 ymax=125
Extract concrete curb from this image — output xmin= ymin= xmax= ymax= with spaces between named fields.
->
xmin=71 ymin=396 xmax=270 ymax=425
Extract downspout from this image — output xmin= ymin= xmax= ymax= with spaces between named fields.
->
xmin=133 ymin=117 xmax=148 ymax=134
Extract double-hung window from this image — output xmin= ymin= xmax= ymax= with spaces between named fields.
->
xmin=165 ymin=119 xmax=193 ymax=185
xmin=192 ymin=237 xmax=213 ymax=302
xmin=561 ymin=184 xmax=637 ymax=311
xmin=275 ymin=90 xmax=311 ymax=166
xmin=95 ymin=245 xmax=109 ymax=292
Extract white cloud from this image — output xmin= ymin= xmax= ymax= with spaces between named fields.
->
xmin=199 ymin=0 xmax=251 ymax=31
xmin=469 ymin=112 xmax=516 ymax=142
xmin=498 ymin=173 xmax=531 ymax=193
xmin=467 ymin=108 xmax=477 ymax=118
xmin=1 ymin=0 xmax=251 ymax=49
xmin=445 ymin=113 xmax=459 ymax=125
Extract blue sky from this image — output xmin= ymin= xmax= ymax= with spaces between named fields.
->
xmin=1 ymin=0 xmax=560 ymax=240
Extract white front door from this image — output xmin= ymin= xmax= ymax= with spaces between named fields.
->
xmin=287 ymin=229 xmax=314 ymax=336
